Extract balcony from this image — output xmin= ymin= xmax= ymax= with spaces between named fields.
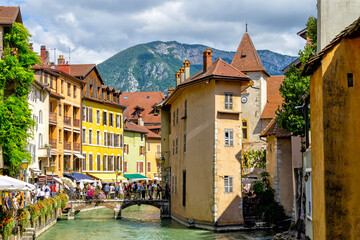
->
xmin=73 ymin=142 xmax=81 ymax=152
xmin=50 ymin=139 xmax=57 ymax=149
xmin=156 ymin=152 xmax=161 ymax=160
xmin=64 ymin=141 xmax=72 ymax=150
xmin=73 ymin=118 xmax=80 ymax=128
xmin=64 ymin=116 xmax=71 ymax=126
xmin=49 ymin=112 xmax=57 ymax=122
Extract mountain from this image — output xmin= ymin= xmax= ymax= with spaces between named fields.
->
xmin=97 ymin=41 xmax=297 ymax=92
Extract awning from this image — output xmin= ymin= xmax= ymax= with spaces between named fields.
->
xmin=63 ymin=173 xmax=94 ymax=182
xmin=0 ymin=176 xmax=36 ymax=191
xmin=87 ymin=172 xmax=126 ymax=182
xmin=123 ymin=174 xmax=148 ymax=181
xmin=74 ymin=154 xmax=85 ymax=159
xmin=29 ymin=168 xmax=42 ymax=174
xmin=64 ymin=152 xmax=72 ymax=156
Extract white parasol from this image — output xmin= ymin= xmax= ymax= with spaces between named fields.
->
xmin=0 ymin=176 xmax=35 ymax=191
xmin=61 ymin=177 xmax=76 ymax=188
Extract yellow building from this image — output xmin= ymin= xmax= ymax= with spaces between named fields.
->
xmin=33 ymin=62 xmax=83 ymax=177
xmin=302 ymin=17 xmax=360 ymax=240
xmin=145 ymin=131 xmax=161 ymax=180
xmin=64 ymin=63 xmax=125 ymax=182
xmin=161 ymin=49 xmax=252 ymax=230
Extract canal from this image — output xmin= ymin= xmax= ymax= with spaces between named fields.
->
xmin=38 ymin=205 xmax=275 ymax=240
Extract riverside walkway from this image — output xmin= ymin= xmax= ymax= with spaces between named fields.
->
xmin=66 ymin=199 xmax=170 ymax=220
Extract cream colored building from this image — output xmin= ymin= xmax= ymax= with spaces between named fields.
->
xmin=161 ymin=49 xmax=252 ymax=230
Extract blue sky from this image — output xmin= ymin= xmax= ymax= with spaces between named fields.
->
xmin=3 ymin=0 xmax=317 ymax=64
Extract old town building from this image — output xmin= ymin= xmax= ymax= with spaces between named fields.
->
xmin=161 ymin=49 xmax=252 ymax=230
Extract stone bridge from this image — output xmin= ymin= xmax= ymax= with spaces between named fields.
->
xmin=66 ymin=199 xmax=170 ymax=220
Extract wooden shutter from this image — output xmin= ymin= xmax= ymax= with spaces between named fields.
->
xmin=89 ymin=108 xmax=93 ymax=123
xmin=147 ymin=162 xmax=151 ymax=173
xmin=124 ymin=161 xmax=127 ymax=173
xmin=86 ymin=107 xmax=89 ymax=122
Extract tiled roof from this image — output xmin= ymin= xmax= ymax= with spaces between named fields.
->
xmin=69 ymin=64 xmax=95 ymax=77
xmin=303 ymin=16 xmax=360 ymax=76
xmin=146 ymin=130 xmax=161 ymax=139
xmin=120 ymin=91 xmax=165 ymax=124
xmin=260 ymin=118 xmax=291 ymax=137
xmin=261 ymin=75 xmax=284 ymax=119
xmin=179 ymin=58 xmax=250 ymax=86
xmin=124 ymin=122 xmax=150 ymax=134
xmin=231 ymin=33 xmax=269 ymax=76
xmin=0 ymin=6 xmax=22 ymax=24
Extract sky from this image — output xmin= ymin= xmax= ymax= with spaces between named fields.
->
xmin=3 ymin=0 xmax=317 ymax=64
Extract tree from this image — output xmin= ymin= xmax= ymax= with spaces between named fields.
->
xmin=275 ymin=16 xmax=317 ymax=137
xmin=242 ymin=149 xmax=266 ymax=169
xmin=0 ymin=22 xmax=39 ymax=176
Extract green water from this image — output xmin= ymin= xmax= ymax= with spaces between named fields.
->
xmin=38 ymin=206 xmax=274 ymax=240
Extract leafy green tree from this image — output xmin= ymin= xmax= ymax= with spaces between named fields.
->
xmin=242 ymin=149 xmax=266 ymax=169
xmin=0 ymin=22 xmax=39 ymax=176
xmin=275 ymin=16 xmax=317 ymax=136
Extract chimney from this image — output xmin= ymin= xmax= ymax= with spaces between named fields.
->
xmin=46 ymin=51 xmax=50 ymax=65
xmin=168 ymin=87 xmax=174 ymax=96
xmin=58 ymin=60 xmax=70 ymax=74
xmin=40 ymin=45 xmax=46 ymax=64
xmin=203 ymin=48 xmax=213 ymax=72
xmin=184 ymin=60 xmax=190 ymax=80
xmin=138 ymin=114 xmax=144 ymax=126
xmin=175 ymin=72 xmax=181 ymax=86
xmin=29 ymin=43 xmax=33 ymax=52
xmin=180 ymin=67 xmax=185 ymax=83
xmin=58 ymin=55 xmax=65 ymax=65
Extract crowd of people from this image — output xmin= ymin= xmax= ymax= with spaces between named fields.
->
xmin=70 ymin=181 xmax=170 ymax=201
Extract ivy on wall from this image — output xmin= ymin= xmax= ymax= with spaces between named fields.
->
xmin=0 ymin=22 xmax=39 ymax=176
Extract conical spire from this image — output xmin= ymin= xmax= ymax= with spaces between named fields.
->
xmin=231 ymin=33 xmax=269 ymax=76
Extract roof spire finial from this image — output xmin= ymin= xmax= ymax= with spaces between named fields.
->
xmin=246 ymin=22 xmax=248 ymax=33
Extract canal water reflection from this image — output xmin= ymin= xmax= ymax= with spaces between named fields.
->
xmin=38 ymin=205 xmax=274 ymax=240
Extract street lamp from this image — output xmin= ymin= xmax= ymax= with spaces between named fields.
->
xmin=21 ymin=159 xmax=29 ymax=183
xmin=50 ymin=163 xmax=55 ymax=184
xmin=115 ymin=169 xmax=119 ymax=183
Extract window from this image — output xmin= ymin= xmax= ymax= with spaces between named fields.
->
xmin=73 ymin=86 xmax=76 ymax=98
xmin=86 ymin=107 xmax=89 ymax=122
xmin=103 ymin=155 xmax=108 ymax=171
xmin=116 ymin=114 xmax=120 ymax=128
xmin=115 ymin=134 xmax=119 ymax=147
xmin=172 ymin=140 xmax=175 ymax=155
xmin=140 ymin=161 xmax=144 ymax=173
xmin=96 ymin=154 xmax=101 ymax=171
xmin=124 ymin=161 xmax=127 ymax=173
xmin=82 ymin=106 xmax=86 ymax=121
xmin=176 ymin=108 xmax=179 ymax=123
xmin=147 ymin=142 xmax=151 ymax=152
xmin=141 ymin=133 xmax=144 ymax=142
xmin=124 ymin=144 xmax=129 ymax=154
xmin=110 ymin=133 xmax=114 ymax=146
xmin=96 ymin=131 xmax=100 ymax=145
xmin=82 ymin=128 xmax=86 ymax=143
xmin=59 ymin=129 xmax=62 ymax=142
xmin=104 ymin=132 xmax=107 ymax=146
xmin=96 ymin=110 xmax=101 ymax=124
xmin=184 ymin=133 xmax=186 ymax=153
xmin=50 ymin=75 xmax=54 ymax=89
xmin=89 ymin=154 xmax=93 ymax=171
xmin=98 ymin=87 xmax=101 ymax=98
xmin=173 ymin=111 xmax=175 ymax=126
xmin=140 ymin=146 xmax=145 ymax=155
xmin=224 ymin=176 xmax=233 ymax=193
xmin=59 ymin=104 xmax=62 ymax=116
xmin=39 ymin=110 xmax=43 ymax=124
xmin=82 ymin=153 xmax=87 ymax=171
xmin=88 ymin=129 xmax=93 ymax=144
xmin=109 ymin=112 xmax=113 ymax=127
xmin=61 ymin=80 xmax=64 ymax=93
xmin=109 ymin=155 xmax=114 ymax=171
xmin=176 ymin=137 xmax=178 ymax=155
xmin=147 ymin=162 xmax=151 ymax=173
xmin=103 ymin=111 xmax=107 ymax=126
xmin=184 ymin=100 xmax=187 ymax=117
xmin=242 ymin=120 xmax=248 ymax=140
xmin=183 ymin=171 xmax=186 ymax=206
xmin=38 ymin=133 xmax=43 ymax=148
xmin=67 ymin=83 xmax=71 ymax=96
xmin=89 ymin=107 xmax=93 ymax=123
xmin=116 ymin=156 xmax=121 ymax=171
xmin=306 ymin=172 xmax=312 ymax=218
xmin=90 ymin=84 xmax=93 ymax=96
xmin=225 ymin=129 xmax=234 ymax=147
xmin=225 ymin=93 xmax=233 ymax=110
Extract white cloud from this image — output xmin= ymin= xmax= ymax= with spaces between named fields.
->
xmin=3 ymin=0 xmax=317 ymax=63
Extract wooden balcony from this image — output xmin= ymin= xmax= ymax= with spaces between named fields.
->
xmin=50 ymin=139 xmax=57 ymax=149
xmin=73 ymin=142 xmax=81 ymax=152
xmin=73 ymin=118 xmax=80 ymax=128
xmin=64 ymin=116 xmax=71 ymax=126
xmin=64 ymin=141 xmax=71 ymax=150
xmin=49 ymin=112 xmax=57 ymax=122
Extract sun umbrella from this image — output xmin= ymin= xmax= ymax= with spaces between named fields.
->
xmin=79 ymin=181 xmax=84 ymax=190
xmin=0 ymin=176 xmax=35 ymax=191
xmin=98 ymin=180 xmax=102 ymax=189
xmin=61 ymin=177 xmax=76 ymax=188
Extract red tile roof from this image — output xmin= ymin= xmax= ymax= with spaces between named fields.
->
xmin=55 ymin=64 xmax=94 ymax=77
xmin=260 ymin=118 xmax=291 ymax=137
xmin=231 ymin=33 xmax=269 ymax=76
xmin=261 ymin=75 xmax=285 ymax=119
xmin=120 ymin=91 xmax=165 ymax=124
xmin=124 ymin=122 xmax=160 ymax=139
xmin=0 ymin=6 xmax=22 ymax=25
xmin=179 ymin=58 xmax=250 ymax=86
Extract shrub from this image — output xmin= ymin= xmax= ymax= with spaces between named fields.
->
xmin=0 ymin=210 xmax=15 ymax=240
xmin=28 ymin=204 xmax=40 ymax=225
xmin=17 ymin=208 xmax=30 ymax=232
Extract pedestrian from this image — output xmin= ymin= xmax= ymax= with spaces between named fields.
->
xmin=156 ymin=185 xmax=162 ymax=200
xmin=110 ymin=184 xmax=115 ymax=199
xmin=50 ymin=183 xmax=56 ymax=198
xmin=75 ymin=184 xmax=80 ymax=199
xmin=137 ymin=182 xmax=141 ymax=199
xmin=165 ymin=184 xmax=170 ymax=199
xmin=141 ymin=183 xmax=146 ymax=200
xmin=12 ymin=193 xmax=18 ymax=211
xmin=148 ymin=184 xmax=153 ymax=200
xmin=39 ymin=187 xmax=45 ymax=200
xmin=115 ymin=183 xmax=119 ymax=199
xmin=5 ymin=193 xmax=12 ymax=211
xmin=119 ymin=183 xmax=124 ymax=199
xmin=104 ymin=183 xmax=110 ymax=198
